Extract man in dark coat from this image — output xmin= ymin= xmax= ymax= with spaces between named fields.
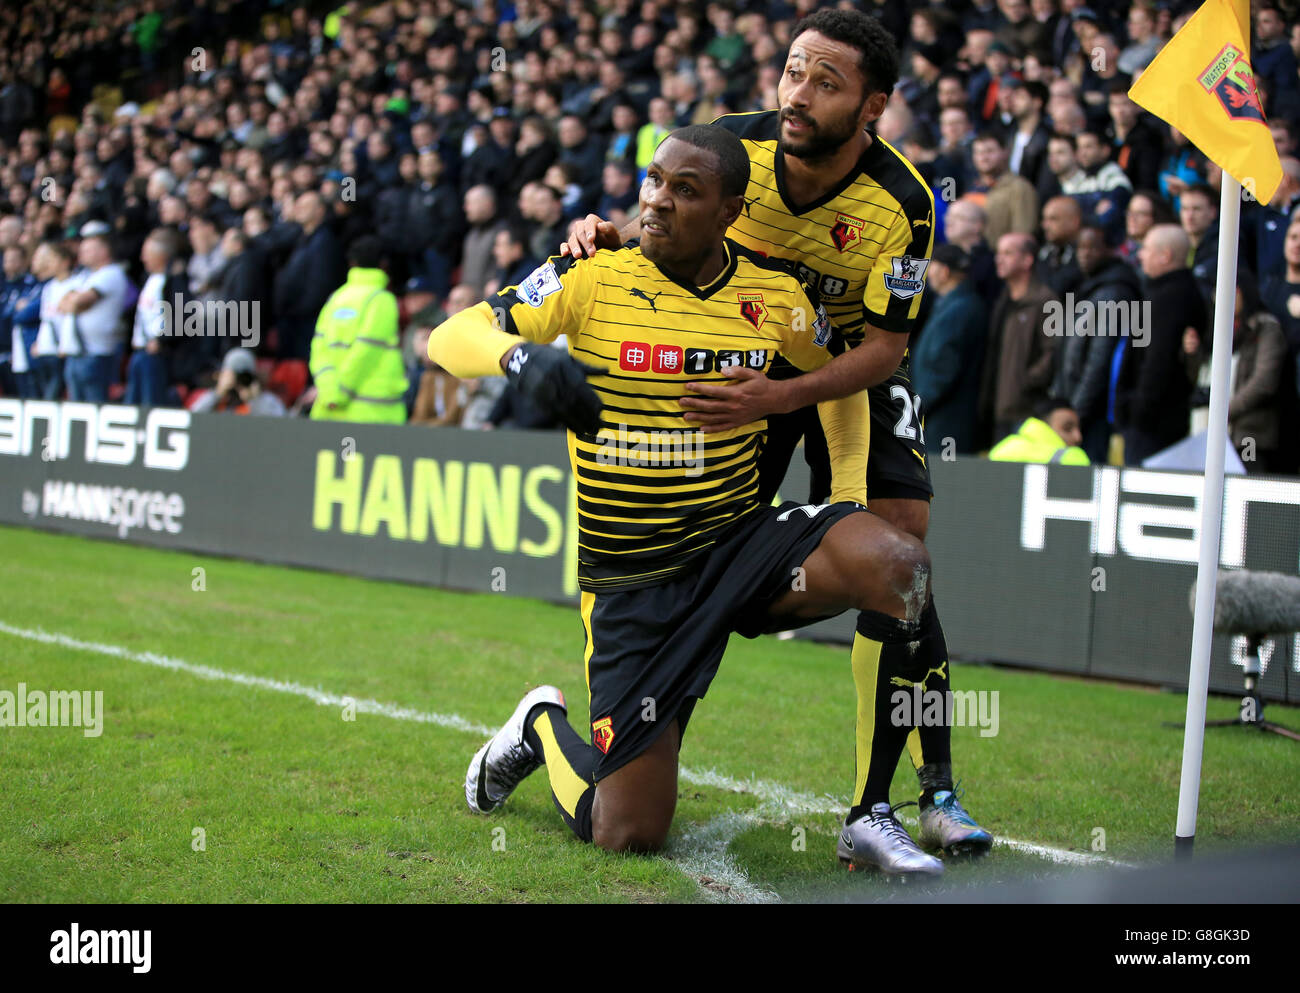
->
xmin=217 ymin=227 xmax=271 ymax=360
xmin=272 ymin=191 xmax=345 ymax=360
xmin=910 ymin=245 xmax=988 ymax=455
xmin=1182 ymin=184 xmax=1221 ymax=308
xmin=979 ymin=232 xmax=1061 ymax=446
xmin=557 ymin=115 xmax=606 ymax=210
xmin=1035 ymin=195 xmax=1082 ymax=296
xmin=1241 ymin=156 xmax=1300 ymax=278
xmin=1253 ymin=6 xmax=1299 ymax=115
xmin=1051 ymin=222 xmax=1142 ymax=463
xmin=1007 ymin=80 xmax=1053 ymax=191
xmin=1115 ymin=224 xmax=1207 ymax=464
xmin=1107 ymin=85 xmax=1163 ymax=194
xmin=375 ymin=150 xmax=463 ymax=293
xmin=462 ymin=113 xmax=518 ymax=195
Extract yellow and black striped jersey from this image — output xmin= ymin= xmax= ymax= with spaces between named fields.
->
xmin=490 ymin=239 xmax=835 ymax=592
xmin=714 ymin=111 xmax=936 ymax=349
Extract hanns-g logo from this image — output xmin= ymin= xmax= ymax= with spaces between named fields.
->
xmin=0 ymin=400 xmax=190 ymax=471
xmin=1019 ymin=464 xmax=1300 ymax=567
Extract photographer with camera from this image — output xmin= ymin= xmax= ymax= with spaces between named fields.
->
xmin=189 ymin=347 xmax=285 ymax=417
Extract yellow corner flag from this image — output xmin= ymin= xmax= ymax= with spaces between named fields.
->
xmin=1129 ymin=0 xmax=1281 ymax=203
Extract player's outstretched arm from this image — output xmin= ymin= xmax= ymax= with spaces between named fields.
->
xmin=680 ymin=323 xmax=908 ymax=432
xmin=428 ymin=302 xmax=604 ymax=435
xmin=428 ymin=302 xmax=521 ymax=378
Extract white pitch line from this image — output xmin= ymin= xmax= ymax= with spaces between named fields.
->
xmin=671 ymin=812 xmax=780 ymax=904
xmin=679 ymin=770 xmax=1134 ymax=868
xmin=661 ymin=767 xmax=1135 ymax=868
xmin=677 ymin=766 xmax=847 ymax=816
xmin=0 ymin=619 xmax=772 ymax=898
xmin=0 ymin=620 xmax=1132 ymax=882
xmin=987 ymin=836 xmax=1126 ymax=867
xmin=0 ymin=620 xmax=496 ymax=735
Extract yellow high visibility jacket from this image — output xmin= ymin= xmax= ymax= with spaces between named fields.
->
xmin=989 ymin=417 xmax=1090 ymax=465
xmin=309 ymin=267 xmax=408 ymax=424
xmin=323 ymin=4 xmax=353 ymax=40
xmin=636 ymin=123 xmax=671 ymax=170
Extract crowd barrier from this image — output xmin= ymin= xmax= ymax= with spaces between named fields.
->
xmin=2 ymin=399 xmax=1297 ymax=704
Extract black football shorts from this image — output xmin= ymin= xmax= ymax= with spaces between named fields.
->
xmin=581 ymin=499 xmax=863 ymax=780
xmin=757 ymin=370 xmax=935 ymax=505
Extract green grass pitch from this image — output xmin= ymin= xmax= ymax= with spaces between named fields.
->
xmin=1 ymin=524 xmax=1296 ymax=903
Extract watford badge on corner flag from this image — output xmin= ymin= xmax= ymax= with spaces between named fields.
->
xmin=1129 ymin=0 xmax=1282 ymax=203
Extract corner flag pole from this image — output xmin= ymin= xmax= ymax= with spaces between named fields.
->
xmin=1174 ymin=174 xmax=1241 ymax=859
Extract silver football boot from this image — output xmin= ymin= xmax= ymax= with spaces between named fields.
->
xmin=918 ymin=786 xmax=994 ymax=856
xmin=837 ymin=801 xmax=945 ymax=876
xmin=465 ymin=685 xmax=566 ymax=814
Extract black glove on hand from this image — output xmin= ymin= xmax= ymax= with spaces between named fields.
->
xmin=505 ymin=342 xmax=605 ymax=435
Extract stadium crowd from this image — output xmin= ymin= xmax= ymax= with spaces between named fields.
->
xmin=1 ymin=0 xmax=1299 ymax=470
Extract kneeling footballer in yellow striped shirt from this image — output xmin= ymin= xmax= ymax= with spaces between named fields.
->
xmin=430 ymin=125 xmax=934 ymax=858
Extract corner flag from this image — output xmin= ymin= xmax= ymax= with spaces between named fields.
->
xmin=1127 ymin=0 xmax=1284 ymax=860
xmin=1128 ymin=0 xmax=1282 ymax=203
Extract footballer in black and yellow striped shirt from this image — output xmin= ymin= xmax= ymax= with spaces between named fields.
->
xmin=716 ymin=111 xmax=933 ymax=353
xmin=494 ymin=238 xmax=853 ymax=592
xmin=431 ymin=126 xmax=941 ymax=851
xmin=436 ymin=182 xmax=866 ymax=594
xmin=712 ymin=108 xmax=936 ymax=504
xmin=560 ymin=11 xmax=988 ymax=866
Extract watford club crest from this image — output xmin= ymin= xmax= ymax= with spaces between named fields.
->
xmin=1200 ymin=43 xmax=1266 ymax=123
xmin=592 ymin=716 xmax=615 ymax=754
xmin=738 ymin=292 xmax=767 ymax=330
xmin=830 ymin=212 xmax=865 ymax=252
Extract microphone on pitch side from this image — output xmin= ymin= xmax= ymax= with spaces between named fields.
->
xmin=1184 ymin=570 xmax=1300 ymax=741
xmin=1190 ymin=570 xmax=1300 ymax=639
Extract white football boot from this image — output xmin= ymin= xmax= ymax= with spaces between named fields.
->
xmin=465 ymin=685 xmax=566 ymax=814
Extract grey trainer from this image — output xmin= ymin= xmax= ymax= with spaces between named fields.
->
xmin=837 ymin=801 xmax=945 ymax=876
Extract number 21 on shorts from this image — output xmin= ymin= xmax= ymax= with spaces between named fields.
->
xmin=890 ymin=385 xmax=924 ymax=444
